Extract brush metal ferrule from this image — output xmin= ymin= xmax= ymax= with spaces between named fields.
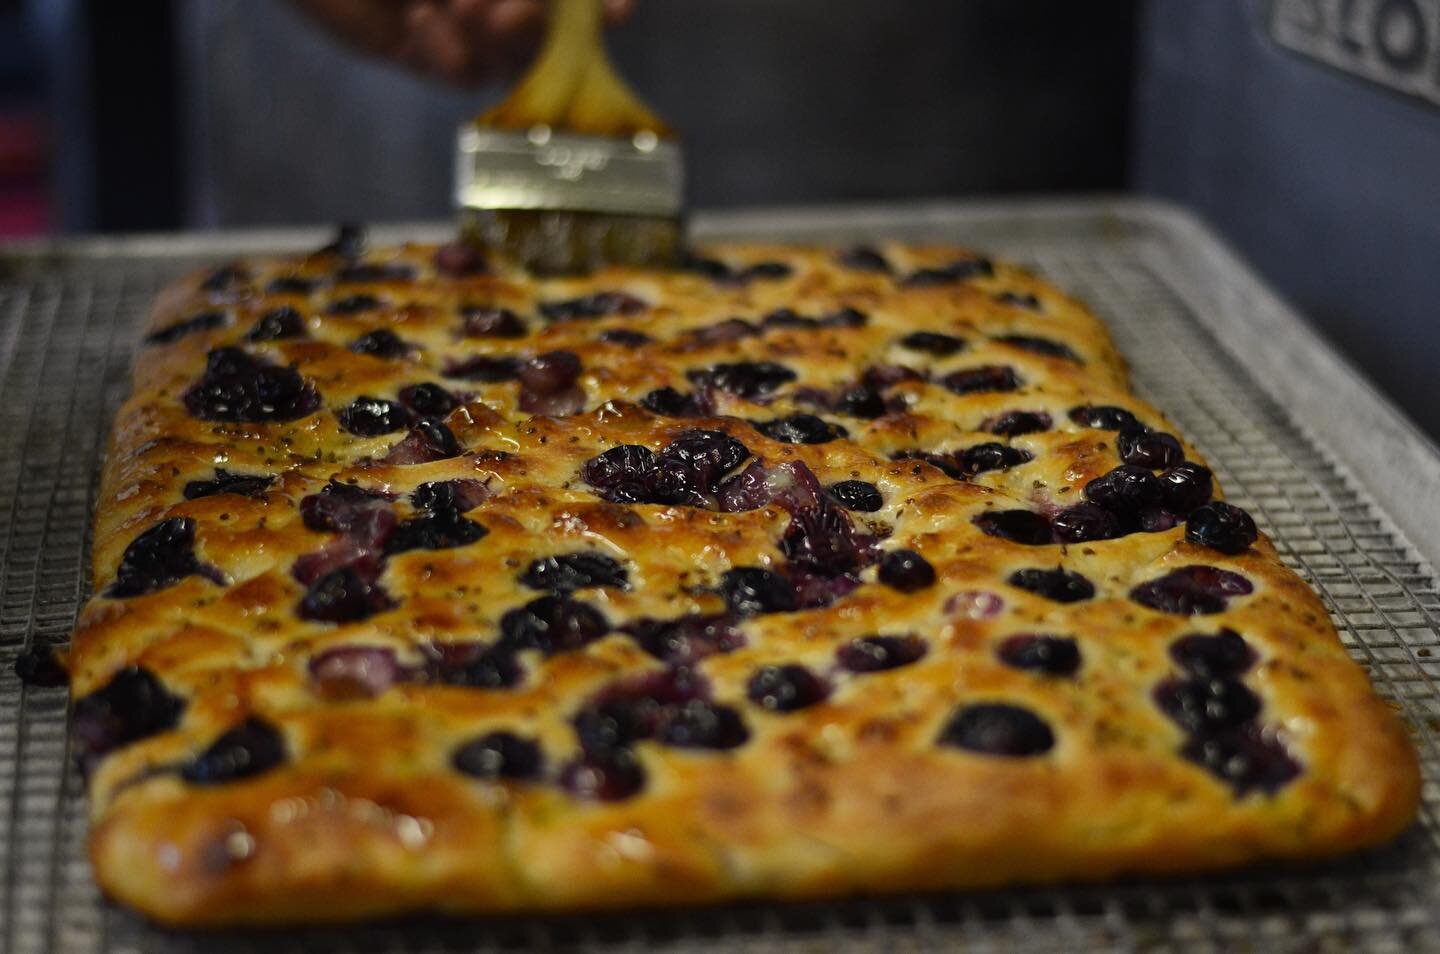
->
xmin=455 ymin=125 xmax=684 ymax=218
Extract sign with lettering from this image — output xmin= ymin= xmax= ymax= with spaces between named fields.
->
xmin=1271 ymin=0 xmax=1440 ymax=106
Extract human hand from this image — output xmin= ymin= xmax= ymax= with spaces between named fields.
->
xmin=288 ymin=0 xmax=636 ymax=84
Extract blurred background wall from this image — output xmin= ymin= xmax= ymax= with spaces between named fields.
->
xmin=5 ymin=0 xmax=1440 ymax=440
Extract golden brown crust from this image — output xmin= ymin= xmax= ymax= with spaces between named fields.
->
xmin=69 ymin=239 xmax=1419 ymax=927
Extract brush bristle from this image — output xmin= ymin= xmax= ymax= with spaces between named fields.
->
xmin=461 ymin=209 xmax=682 ymax=275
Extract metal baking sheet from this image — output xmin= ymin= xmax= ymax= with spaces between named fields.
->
xmin=2 ymin=198 xmax=1438 ymax=952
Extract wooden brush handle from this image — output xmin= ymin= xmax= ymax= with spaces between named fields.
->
xmin=478 ymin=0 xmax=671 ymax=137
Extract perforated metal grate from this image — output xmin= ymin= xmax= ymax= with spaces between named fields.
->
xmin=2 ymin=206 xmax=1439 ymax=952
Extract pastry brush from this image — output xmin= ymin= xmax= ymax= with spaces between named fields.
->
xmin=454 ymin=0 xmax=683 ymax=273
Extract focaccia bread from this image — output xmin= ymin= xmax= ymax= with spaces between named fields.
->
xmin=61 ymin=229 xmax=1419 ymax=926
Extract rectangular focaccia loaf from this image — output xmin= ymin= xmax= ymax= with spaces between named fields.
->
xmin=63 ymin=232 xmax=1418 ymax=925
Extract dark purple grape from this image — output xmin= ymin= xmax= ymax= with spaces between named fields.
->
xmin=348 ymin=330 xmax=412 ymax=359
xmin=997 ymin=634 xmax=1081 ymax=676
xmin=559 ymin=749 xmax=645 ymax=800
xmin=411 ymin=479 xmax=489 ymax=513
xmin=1050 ymin=502 xmax=1120 ymax=543
xmin=958 ymin=443 xmax=1034 ymax=476
xmin=657 ymin=429 xmax=750 ymax=489
xmin=641 ymin=387 xmax=708 ymax=418
xmin=581 ymin=444 xmax=657 ymax=500
xmin=1137 ymin=508 xmax=1181 ymax=532
xmin=781 ymin=500 xmax=874 ymax=574
xmin=898 ymin=332 xmax=965 ymax=356
xmin=836 ymin=634 xmax=927 ymax=673
xmin=1170 ymin=629 xmax=1256 ymax=678
xmin=877 ymin=549 xmax=936 ymax=592
xmin=761 ymin=308 xmax=817 ymax=330
xmin=940 ymin=365 xmax=1022 ymax=396
xmin=903 ymin=258 xmax=995 ymax=286
xmin=452 ymin=732 xmax=543 ymax=780
xmin=1007 ymin=567 xmax=1094 ymax=603
xmin=983 ymin=410 xmax=1052 ymax=437
xmin=740 ymin=261 xmax=793 ymax=281
xmin=183 ymin=347 xmax=320 ymax=423
xmin=181 ymin=717 xmax=286 ymax=785
xmin=459 ymin=306 xmax=525 ymax=338
xmin=518 ymin=385 xmax=586 ymax=416
xmin=994 ymin=335 xmax=1080 ymax=362
xmin=1186 ymin=502 xmax=1259 ymax=555
xmin=678 ymin=253 xmax=734 ymax=281
xmin=894 ymin=450 xmax=967 ymax=481
xmin=1130 ymin=566 xmax=1253 ymax=616
xmin=1084 ymin=465 xmax=1162 ymax=512
xmin=1068 ymin=405 xmax=1140 ymax=430
xmin=688 ymin=318 xmax=760 ymax=344
xmin=1158 ymin=462 xmax=1213 ymax=514
xmin=862 ymin=364 xmax=925 ymax=389
xmin=1180 ymin=724 xmax=1300 ymax=795
xmin=747 ymin=664 xmax=829 ymax=712
xmin=397 ymin=382 xmax=459 ymax=420
xmin=335 ymin=262 xmax=415 ymax=284
xmin=937 ymin=703 xmax=1054 ymax=756
xmin=787 ymin=566 xmax=862 ymax=609
xmin=431 ymin=643 xmax=522 ymax=689
xmin=1116 ymin=426 xmax=1183 ymax=469
xmin=499 ymin=596 xmax=609 ymax=655
xmin=754 ymin=414 xmax=845 ymax=444
xmin=145 ymin=311 xmax=226 ymax=345
xmin=995 ymin=291 xmax=1041 ymax=310
xmin=833 ymin=386 xmax=888 ymax=419
xmin=309 ymin=646 xmax=404 ymax=698
xmin=623 ymin=614 xmax=745 ymax=663
xmin=519 ymin=350 xmax=582 ymax=394
xmin=716 ymin=459 xmax=775 ymax=513
xmin=337 ymin=396 xmax=411 ymax=437
xmin=13 ymin=645 xmax=67 ymax=688
xmin=201 ymin=264 xmax=248 ymax=292
xmin=539 ymin=291 xmax=647 ymax=321
xmin=326 ymin=294 xmax=383 ymax=315
xmin=821 ymin=307 xmax=868 ymax=328
xmin=658 ymin=700 xmax=749 ymax=749
xmin=385 ymin=510 xmax=488 ymax=554
xmin=836 ymin=245 xmax=891 ymax=272
xmin=246 ymin=306 xmax=306 ymax=341
xmin=183 ymin=468 xmax=275 ymax=500
xmin=382 ymin=420 xmax=463 ymax=464
xmin=434 ymin=242 xmax=488 ymax=277
xmin=687 ymin=361 xmax=796 ymax=401
xmin=721 ymin=567 xmax=797 ymax=616
xmin=519 ymin=553 xmax=628 ymax=593
xmin=71 ymin=666 xmax=184 ymax=760
xmin=317 ymin=222 xmax=366 ymax=259
xmin=443 ymin=355 xmax=521 ymax=382
xmin=827 ymin=480 xmax=882 ymax=512
xmin=266 ymin=275 xmax=318 ymax=295
xmin=107 ymin=518 xmax=220 ymax=598
xmin=599 ymin=328 xmax=652 ymax=348
xmin=973 ymin=510 xmax=1053 ymax=545
xmin=1154 ymin=677 xmax=1261 ymax=734
xmin=297 ymin=567 xmax=395 ymax=623
xmin=299 ymin=480 xmax=392 ymax=533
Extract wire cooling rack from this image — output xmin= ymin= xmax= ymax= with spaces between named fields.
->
xmin=2 ymin=200 xmax=1439 ymax=953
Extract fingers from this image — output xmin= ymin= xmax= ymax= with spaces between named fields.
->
xmin=602 ymin=0 xmax=636 ymax=24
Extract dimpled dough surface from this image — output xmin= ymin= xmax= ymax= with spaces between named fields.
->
xmin=64 ymin=233 xmax=1419 ymax=926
